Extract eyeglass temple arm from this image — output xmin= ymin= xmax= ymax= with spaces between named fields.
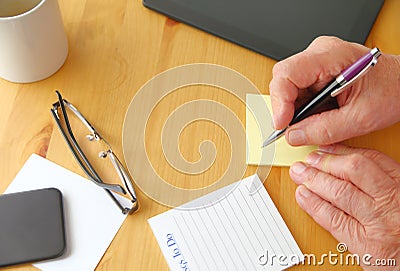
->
xmin=51 ymin=96 xmax=126 ymax=195
xmin=55 ymin=92 xmax=137 ymax=199
xmin=55 ymin=91 xmax=103 ymax=140
xmin=51 ymin=91 xmax=139 ymax=214
xmin=107 ymin=151 xmax=137 ymax=201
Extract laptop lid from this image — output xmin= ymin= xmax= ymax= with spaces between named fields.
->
xmin=143 ymin=0 xmax=384 ymax=60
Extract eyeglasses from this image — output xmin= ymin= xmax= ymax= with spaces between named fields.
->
xmin=50 ymin=91 xmax=138 ymax=214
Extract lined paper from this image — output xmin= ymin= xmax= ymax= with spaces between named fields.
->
xmin=148 ymin=174 xmax=303 ymax=271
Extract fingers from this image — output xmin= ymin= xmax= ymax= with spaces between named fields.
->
xmin=285 ymin=105 xmax=356 ymax=146
xmin=304 ymin=148 xmax=397 ymax=198
xmin=292 ymin=145 xmax=400 ymax=264
xmin=269 ymin=36 xmax=372 ymax=144
xmin=319 ymin=144 xmax=400 ymax=180
xmin=295 ymin=185 xmax=365 ymax=246
xmin=290 ymin=162 xmax=374 ymax=224
xmin=269 ymin=36 xmax=363 ymax=130
xmin=269 ymin=77 xmax=297 ymax=129
xmin=269 ymin=50 xmax=327 ymax=130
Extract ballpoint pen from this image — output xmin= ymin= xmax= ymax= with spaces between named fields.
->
xmin=262 ymin=47 xmax=382 ymax=148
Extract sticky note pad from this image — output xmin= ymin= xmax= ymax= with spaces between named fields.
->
xmin=246 ymin=94 xmax=317 ymax=166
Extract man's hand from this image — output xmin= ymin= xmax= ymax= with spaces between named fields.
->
xmin=269 ymin=36 xmax=400 ymax=146
xmin=290 ymin=144 xmax=400 ymax=270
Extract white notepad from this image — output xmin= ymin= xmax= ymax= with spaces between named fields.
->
xmin=149 ymin=174 xmax=303 ymax=271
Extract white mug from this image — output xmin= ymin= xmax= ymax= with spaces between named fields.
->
xmin=0 ymin=0 xmax=68 ymax=83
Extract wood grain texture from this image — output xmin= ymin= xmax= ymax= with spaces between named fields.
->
xmin=0 ymin=0 xmax=399 ymax=270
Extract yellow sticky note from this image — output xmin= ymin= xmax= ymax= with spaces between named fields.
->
xmin=246 ymin=94 xmax=317 ymax=166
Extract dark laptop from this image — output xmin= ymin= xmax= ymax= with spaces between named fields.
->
xmin=143 ymin=0 xmax=384 ymax=60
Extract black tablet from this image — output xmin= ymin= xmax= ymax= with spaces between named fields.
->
xmin=0 ymin=188 xmax=66 ymax=268
xmin=143 ymin=0 xmax=384 ymax=60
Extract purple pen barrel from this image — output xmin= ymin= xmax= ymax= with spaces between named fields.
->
xmin=342 ymin=48 xmax=381 ymax=82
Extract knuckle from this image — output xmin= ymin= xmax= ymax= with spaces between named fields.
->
xmin=310 ymin=36 xmax=330 ymax=45
xmin=311 ymin=198 xmax=326 ymax=218
xmin=272 ymin=61 xmax=286 ymax=77
xmin=332 ymin=181 xmax=351 ymax=203
xmin=330 ymin=211 xmax=347 ymax=232
xmin=320 ymin=154 xmax=333 ymax=173
xmin=310 ymin=36 xmax=343 ymax=48
xmin=375 ymin=188 xmax=400 ymax=213
xmin=268 ymin=79 xmax=277 ymax=96
xmin=343 ymin=153 xmax=365 ymax=173
xmin=364 ymin=148 xmax=385 ymax=161
xmin=333 ymin=182 xmax=366 ymax=218
xmin=304 ymin=167 xmax=323 ymax=185
xmin=359 ymin=115 xmax=380 ymax=133
xmin=316 ymin=124 xmax=335 ymax=144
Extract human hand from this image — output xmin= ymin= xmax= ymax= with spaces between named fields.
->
xmin=290 ymin=144 xmax=400 ymax=270
xmin=269 ymin=36 xmax=400 ymax=146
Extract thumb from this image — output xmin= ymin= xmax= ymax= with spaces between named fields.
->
xmin=285 ymin=106 xmax=356 ymax=146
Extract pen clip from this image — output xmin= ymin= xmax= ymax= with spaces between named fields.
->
xmin=331 ymin=49 xmax=380 ymax=97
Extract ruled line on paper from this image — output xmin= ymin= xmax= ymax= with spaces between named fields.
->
xmin=195 ymin=208 xmax=229 ymax=269
xmin=238 ymin=187 xmax=274 ymax=251
xmin=173 ymin=215 xmax=200 ymax=270
xmin=246 ymin=186 xmax=291 ymax=256
xmin=148 ymin=174 xmax=303 ymax=271
xmin=254 ymin=186 xmax=301 ymax=256
xmin=188 ymin=210 xmax=217 ymax=270
xmin=211 ymin=201 xmax=246 ymax=270
xmin=225 ymin=195 xmax=260 ymax=262
xmin=202 ymin=202 xmax=235 ymax=270
xmin=219 ymin=199 xmax=257 ymax=270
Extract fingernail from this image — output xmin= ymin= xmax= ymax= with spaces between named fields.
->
xmin=306 ymin=152 xmax=322 ymax=165
xmin=272 ymin=117 xmax=277 ymax=129
xmin=288 ymin=129 xmax=306 ymax=145
xmin=291 ymin=162 xmax=307 ymax=175
xmin=298 ymin=185 xmax=312 ymax=198
xmin=296 ymin=185 xmax=312 ymax=207
xmin=319 ymin=145 xmax=334 ymax=153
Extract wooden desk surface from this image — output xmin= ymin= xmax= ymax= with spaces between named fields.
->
xmin=1 ymin=0 xmax=399 ymax=270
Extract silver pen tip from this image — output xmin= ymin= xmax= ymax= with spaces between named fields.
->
xmin=261 ymin=129 xmax=286 ymax=148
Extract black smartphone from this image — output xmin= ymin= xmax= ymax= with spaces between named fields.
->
xmin=0 ymin=188 xmax=66 ymax=268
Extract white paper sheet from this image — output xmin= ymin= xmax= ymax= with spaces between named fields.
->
xmin=148 ymin=174 xmax=303 ymax=271
xmin=4 ymin=154 xmax=131 ymax=271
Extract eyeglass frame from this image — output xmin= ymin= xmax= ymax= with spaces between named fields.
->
xmin=50 ymin=90 xmax=138 ymax=215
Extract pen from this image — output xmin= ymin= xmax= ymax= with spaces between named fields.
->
xmin=262 ymin=47 xmax=382 ymax=148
